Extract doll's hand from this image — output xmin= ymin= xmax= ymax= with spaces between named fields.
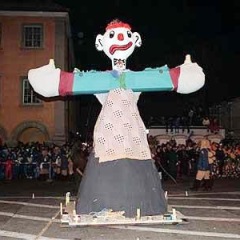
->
xmin=177 ymin=55 xmax=205 ymax=94
xmin=28 ymin=59 xmax=61 ymax=97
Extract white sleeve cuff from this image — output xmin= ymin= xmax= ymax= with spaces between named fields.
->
xmin=28 ymin=66 xmax=61 ymax=97
xmin=177 ymin=63 xmax=205 ymax=94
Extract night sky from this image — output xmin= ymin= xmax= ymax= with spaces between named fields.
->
xmin=54 ymin=0 xmax=239 ymax=133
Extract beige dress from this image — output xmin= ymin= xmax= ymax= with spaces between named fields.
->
xmin=94 ymin=88 xmax=151 ymax=162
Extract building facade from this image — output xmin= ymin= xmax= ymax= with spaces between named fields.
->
xmin=0 ymin=1 xmax=76 ymax=146
xmin=211 ymin=98 xmax=240 ymax=139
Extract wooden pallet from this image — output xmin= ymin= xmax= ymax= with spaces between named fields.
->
xmin=60 ymin=192 xmax=188 ymax=227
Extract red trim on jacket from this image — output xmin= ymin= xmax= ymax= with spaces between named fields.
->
xmin=59 ymin=71 xmax=74 ymax=96
xmin=169 ymin=67 xmax=180 ymax=91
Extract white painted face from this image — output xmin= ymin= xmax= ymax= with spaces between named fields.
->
xmin=95 ymin=27 xmax=142 ymax=67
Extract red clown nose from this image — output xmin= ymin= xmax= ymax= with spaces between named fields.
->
xmin=117 ymin=33 xmax=124 ymax=41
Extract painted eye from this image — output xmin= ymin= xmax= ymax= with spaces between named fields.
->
xmin=109 ymin=31 xmax=115 ymax=38
xmin=127 ymin=31 xmax=132 ymax=38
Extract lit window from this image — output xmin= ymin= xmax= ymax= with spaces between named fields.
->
xmin=22 ymin=78 xmax=41 ymax=105
xmin=22 ymin=24 xmax=43 ymax=48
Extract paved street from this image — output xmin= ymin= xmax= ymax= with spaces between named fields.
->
xmin=0 ymin=177 xmax=239 ymax=240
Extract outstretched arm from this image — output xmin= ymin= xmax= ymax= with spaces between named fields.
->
xmin=28 ymin=60 xmax=123 ymax=97
xmin=123 ymin=55 xmax=205 ymax=94
xmin=28 ymin=55 xmax=205 ymax=98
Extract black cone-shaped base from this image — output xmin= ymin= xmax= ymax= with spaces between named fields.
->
xmin=76 ymin=153 xmax=167 ymax=218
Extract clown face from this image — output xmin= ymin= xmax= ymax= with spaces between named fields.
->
xmin=95 ymin=21 xmax=142 ymax=70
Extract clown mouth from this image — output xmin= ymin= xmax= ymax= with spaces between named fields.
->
xmin=109 ymin=42 xmax=133 ymax=55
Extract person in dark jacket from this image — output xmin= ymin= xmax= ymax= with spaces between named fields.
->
xmin=70 ymin=142 xmax=88 ymax=195
xmin=190 ymin=139 xmax=211 ymax=191
xmin=166 ymin=145 xmax=178 ymax=181
xmin=215 ymin=144 xmax=226 ymax=177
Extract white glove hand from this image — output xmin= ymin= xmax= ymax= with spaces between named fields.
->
xmin=28 ymin=59 xmax=61 ymax=97
xmin=177 ymin=55 xmax=205 ymax=94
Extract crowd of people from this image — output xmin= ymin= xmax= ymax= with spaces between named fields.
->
xmin=150 ymin=136 xmax=240 ymax=183
xmin=0 ymin=135 xmax=239 ymax=186
xmin=149 ymin=107 xmax=220 ymax=135
xmin=0 ymin=141 xmax=90 ymax=186
xmin=163 ymin=115 xmax=220 ymax=134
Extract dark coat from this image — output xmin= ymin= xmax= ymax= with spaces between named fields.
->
xmin=197 ymin=148 xmax=210 ymax=171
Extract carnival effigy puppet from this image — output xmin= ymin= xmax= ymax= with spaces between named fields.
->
xmin=28 ymin=19 xmax=205 ymax=217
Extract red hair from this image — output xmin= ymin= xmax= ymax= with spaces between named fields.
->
xmin=106 ymin=19 xmax=131 ymax=31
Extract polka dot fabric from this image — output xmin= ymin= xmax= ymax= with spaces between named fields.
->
xmin=94 ymin=88 xmax=151 ymax=162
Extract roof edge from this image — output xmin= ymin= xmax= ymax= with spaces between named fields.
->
xmin=0 ymin=10 xmax=69 ymax=17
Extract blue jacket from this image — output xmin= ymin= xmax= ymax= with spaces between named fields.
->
xmin=197 ymin=148 xmax=210 ymax=171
